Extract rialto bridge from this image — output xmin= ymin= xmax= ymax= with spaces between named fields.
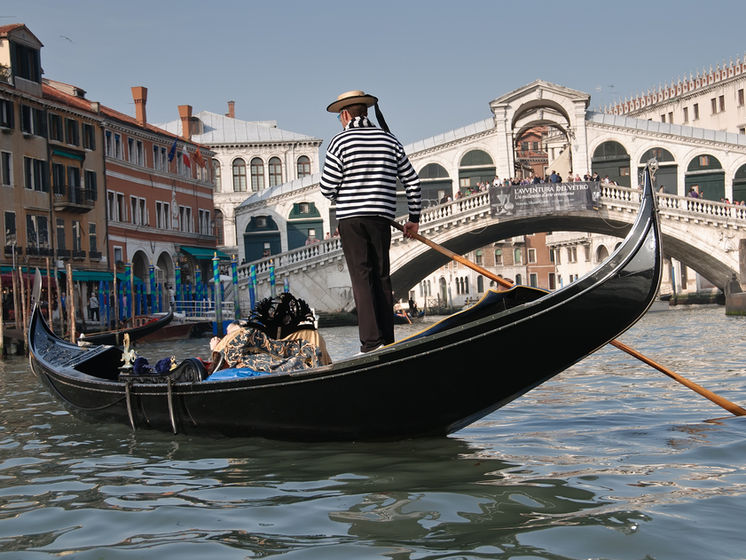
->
xmin=233 ymin=184 xmax=746 ymax=313
xmin=230 ymin=80 xmax=746 ymax=312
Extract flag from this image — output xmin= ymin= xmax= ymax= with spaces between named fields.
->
xmin=167 ymin=139 xmax=177 ymax=162
xmin=182 ymin=147 xmax=191 ymax=168
xmin=193 ymin=148 xmax=205 ymax=168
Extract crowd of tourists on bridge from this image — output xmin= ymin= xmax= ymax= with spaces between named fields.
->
xmin=686 ymin=184 xmax=745 ymax=205
xmin=449 ymin=171 xmax=607 ymax=201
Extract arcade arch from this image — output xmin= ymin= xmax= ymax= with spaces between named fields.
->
xmin=419 ymin=163 xmax=452 ymax=206
xmin=287 ymin=201 xmax=323 ymax=249
xmin=685 ymin=154 xmax=724 ymax=200
xmin=734 ymin=164 xmax=746 ymax=203
xmin=592 ymin=141 xmax=630 ymax=186
xmin=638 ymin=147 xmax=677 ymax=194
xmin=244 ymin=215 xmax=281 ymax=262
xmin=458 ymin=149 xmax=495 ymax=193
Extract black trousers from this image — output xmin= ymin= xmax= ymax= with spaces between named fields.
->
xmin=338 ymin=217 xmax=394 ymax=352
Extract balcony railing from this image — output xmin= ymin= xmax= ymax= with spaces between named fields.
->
xmin=26 ymin=246 xmax=54 ymax=257
xmin=53 ymin=185 xmax=96 ymax=213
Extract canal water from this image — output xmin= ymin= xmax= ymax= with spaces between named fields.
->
xmin=1 ymin=305 xmax=744 ymax=559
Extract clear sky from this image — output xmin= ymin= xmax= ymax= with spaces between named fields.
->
xmin=4 ymin=0 xmax=746 ymax=148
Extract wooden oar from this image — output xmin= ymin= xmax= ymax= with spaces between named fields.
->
xmin=391 ymin=220 xmax=746 ymax=417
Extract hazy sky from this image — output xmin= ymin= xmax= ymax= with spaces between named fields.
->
xmin=4 ymin=0 xmax=746 ymax=147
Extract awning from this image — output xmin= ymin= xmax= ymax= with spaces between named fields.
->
xmin=180 ymin=245 xmax=229 ymax=261
xmin=71 ymin=270 xmax=113 ymax=282
xmin=52 ymin=148 xmax=84 ymax=161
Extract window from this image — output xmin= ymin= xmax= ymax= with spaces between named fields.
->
xmin=4 ymin=211 xmax=16 ymax=245
xmin=693 ymin=103 xmax=699 ymax=120
xmin=699 ymin=155 xmax=710 ymax=167
xmin=127 ymin=138 xmax=134 ymax=162
xmin=213 ymin=159 xmax=222 ymax=189
xmin=521 ymin=141 xmax=529 ymax=151
xmin=719 ymin=95 xmax=725 ymax=112
xmin=660 ymin=114 xmax=666 ymax=123
xmin=49 ymin=114 xmax=63 ymax=141
xmin=0 ymin=99 xmax=13 ymax=128
xmin=26 ymin=214 xmax=49 ymax=249
xmin=548 ymin=273 xmax=556 ymax=290
xmin=268 ymin=157 xmax=282 ymax=187
xmin=156 ymin=201 xmax=170 ymax=229
xmin=179 ymin=206 xmax=192 ymax=233
xmin=297 ymin=155 xmax=311 ymax=178
xmin=214 ymin=210 xmax=224 ymax=245
xmin=668 ymin=112 xmax=673 ymax=124
xmin=250 ymin=158 xmax=264 ymax=191
xmin=21 ymin=105 xmax=46 ymax=137
xmin=84 ymin=170 xmax=97 ymax=201
xmin=114 ymin=133 xmax=122 ymax=158
xmin=113 ymin=246 xmax=123 ymax=264
xmin=71 ymin=220 xmax=82 ymax=252
xmin=529 ymin=273 xmax=538 ymax=287
xmin=515 ymin=273 xmax=522 ymax=285
xmin=494 ymin=248 xmax=502 ymax=265
xmin=135 ymin=140 xmax=143 ymax=165
xmin=130 ymin=196 xmax=148 ymax=225
xmin=56 ymin=218 xmax=65 ymax=251
xmin=513 ymin=248 xmax=522 ymax=264
xmin=106 ymin=131 xmax=124 ymax=158
xmin=65 ymin=118 xmax=79 ymax=145
xmin=568 ymin=246 xmax=578 ymax=263
xmin=107 ymin=192 xmax=126 ymax=222
xmin=739 ymin=89 xmax=745 ymax=107
xmin=711 ymin=97 xmax=717 ymax=114
xmin=67 ymin=166 xmax=81 ymax=200
xmin=1 ymin=152 xmax=11 ymax=187
xmin=199 ymin=209 xmax=210 ymax=235
xmin=475 ymin=249 xmax=483 ymax=265
xmin=683 ymin=107 xmax=689 ymax=123
xmin=83 ymin=123 xmax=95 ymax=149
xmin=477 ymin=276 xmax=484 ymax=293
xmin=89 ymin=223 xmax=97 ymax=254
xmin=52 ymin=163 xmax=65 ymax=195
xmin=232 ymin=158 xmax=247 ymax=192
xmin=24 ymin=157 xmax=48 ymax=191
xmin=528 ymin=248 xmax=537 ymax=264
xmin=12 ymin=42 xmax=41 ymax=82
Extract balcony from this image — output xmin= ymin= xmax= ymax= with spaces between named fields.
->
xmin=53 ymin=185 xmax=96 ymax=213
xmin=89 ymin=251 xmax=102 ymax=260
xmin=4 ymin=245 xmax=22 ymax=257
xmin=25 ymin=246 xmax=54 ymax=258
xmin=71 ymin=250 xmax=86 ymax=259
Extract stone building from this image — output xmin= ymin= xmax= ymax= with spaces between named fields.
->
xmin=156 ymin=102 xmax=322 ymax=258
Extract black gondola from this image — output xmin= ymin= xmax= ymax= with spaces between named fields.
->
xmin=28 ymin=169 xmax=662 ymax=442
xmin=77 ymin=310 xmax=174 ymax=346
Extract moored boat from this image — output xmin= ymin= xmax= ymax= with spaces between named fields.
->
xmin=28 ymin=169 xmax=662 ymax=441
xmin=78 ymin=310 xmax=174 ymax=346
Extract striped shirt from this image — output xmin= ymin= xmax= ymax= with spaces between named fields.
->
xmin=320 ymin=116 xmax=421 ymax=222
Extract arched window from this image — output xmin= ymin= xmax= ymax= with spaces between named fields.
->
xmin=250 ymin=158 xmax=264 ymax=191
xmin=212 ymin=159 xmax=221 ymax=190
xmin=214 ymin=209 xmax=224 ymax=246
xmin=268 ymin=157 xmax=283 ymax=187
xmin=232 ymin=158 xmax=246 ymax=192
xmin=297 ymin=155 xmax=311 ymax=178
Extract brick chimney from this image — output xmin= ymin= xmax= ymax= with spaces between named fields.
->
xmin=131 ymin=86 xmax=148 ymax=125
xmin=226 ymin=100 xmax=235 ymax=118
xmin=178 ymin=104 xmax=192 ymax=141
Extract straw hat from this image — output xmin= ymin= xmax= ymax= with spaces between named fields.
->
xmin=326 ymin=90 xmax=378 ymax=113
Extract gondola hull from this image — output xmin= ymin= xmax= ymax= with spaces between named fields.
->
xmin=29 ymin=173 xmax=662 ymax=441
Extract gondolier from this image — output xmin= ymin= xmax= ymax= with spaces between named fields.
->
xmin=320 ymin=90 xmax=422 ymax=353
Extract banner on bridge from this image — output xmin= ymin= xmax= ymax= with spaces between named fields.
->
xmin=489 ymin=181 xmax=601 ymax=217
